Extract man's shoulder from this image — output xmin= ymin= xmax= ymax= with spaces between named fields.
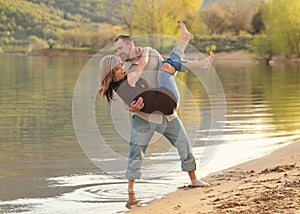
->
xmin=149 ymin=48 xmax=160 ymax=56
xmin=148 ymin=48 xmax=163 ymax=61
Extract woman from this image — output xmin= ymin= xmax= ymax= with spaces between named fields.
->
xmin=99 ymin=21 xmax=214 ymax=115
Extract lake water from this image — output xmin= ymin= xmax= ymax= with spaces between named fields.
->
xmin=1 ymin=54 xmax=300 ymax=214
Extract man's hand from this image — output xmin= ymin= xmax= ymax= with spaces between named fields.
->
xmin=128 ymin=97 xmax=144 ymax=112
xmin=159 ymin=63 xmax=176 ymax=74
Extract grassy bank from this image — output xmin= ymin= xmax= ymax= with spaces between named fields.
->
xmin=191 ymin=35 xmax=253 ymax=53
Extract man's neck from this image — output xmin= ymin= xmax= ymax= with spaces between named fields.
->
xmin=126 ymin=56 xmax=140 ymax=62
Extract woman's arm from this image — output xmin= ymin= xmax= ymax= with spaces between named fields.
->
xmin=127 ymin=47 xmax=151 ymax=87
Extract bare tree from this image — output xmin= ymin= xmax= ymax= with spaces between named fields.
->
xmin=202 ymin=0 xmax=261 ymax=35
xmin=225 ymin=0 xmax=260 ymax=35
xmin=201 ymin=2 xmax=230 ymax=35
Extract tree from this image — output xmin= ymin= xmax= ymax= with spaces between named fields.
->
xmin=122 ymin=0 xmax=205 ymax=36
xmin=251 ymin=0 xmax=300 ymax=59
xmin=251 ymin=4 xmax=266 ymax=34
xmin=201 ymin=0 xmax=261 ymax=35
xmin=225 ymin=0 xmax=260 ymax=35
xmin=251 ymin=35 xmax=272 ymax=64
xmin=28 ymin=35 xmax=47 ymax=53
xmin=251 ymin=0 xmax=300 ymax=58
xmin=267 ymin=0 xmax=300 ymax=57
xmin=201 ymin=2 xmax=229 ymax=35
xmin=118 ymin=0 xmax=206 ymax=52
xmin=47 ymin=39 xmax=55 ymax=49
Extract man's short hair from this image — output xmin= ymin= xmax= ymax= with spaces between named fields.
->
xmin=114 ymin=35 xmax=133 ymax=43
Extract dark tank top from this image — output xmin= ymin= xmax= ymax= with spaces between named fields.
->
xmin=114 ymin=76 xmax=177 ymax=115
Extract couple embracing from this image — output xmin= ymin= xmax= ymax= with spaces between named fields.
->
xmin=98 ymin=21 xmax=215 ymax=204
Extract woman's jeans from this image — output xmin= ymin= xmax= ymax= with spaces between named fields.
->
xmin=157 ymin=48 xmax=188 ymax=104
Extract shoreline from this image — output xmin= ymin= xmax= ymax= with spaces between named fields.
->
xmin=2 ymin=49 xmax=300 ymax=64
xmin=127 ymin=141 xmax=300 ymax=213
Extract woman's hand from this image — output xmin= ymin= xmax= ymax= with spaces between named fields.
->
xmin=135 ymin=47 xmax=143 ymax=57
xmin=127 ymin=47 xmax=151 ymax=87
xmin=139 ymin=47 xmax=151 ymax=65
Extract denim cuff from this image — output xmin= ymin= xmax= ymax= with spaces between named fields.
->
xmin=181 ymin=156 xmax=196 ymax=172
xmin=126 ymin=169 xmax=141 ymax=180
xmin=169 ymin=48 xmax=188 ymax=72
xmin=179 ymin=61 xmax=188 ymax=72
xmin=171 ymin=48 xmax=185 ymax=59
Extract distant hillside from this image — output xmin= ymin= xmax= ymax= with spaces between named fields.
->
xmin=0 ymin=0 xmax=129 ymax=40
xmin=26 ymin=0 xmax=129 ymax=24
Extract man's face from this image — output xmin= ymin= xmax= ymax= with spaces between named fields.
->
xmin=114 ymin=39 xmax=131 ymax=62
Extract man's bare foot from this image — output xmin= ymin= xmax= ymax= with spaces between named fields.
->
xmin=178 ymin=20 xmax=193 ymax=41
xmin=126 ymin=192 xmax=139 ymax=209
xmin=189 ymin=179 xmax=210 ymax=187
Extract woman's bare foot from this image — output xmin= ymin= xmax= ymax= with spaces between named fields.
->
xmin=204 ymin=51 xmax=215 ymax=70
xmin=178 ymin=20 xmax=193 ymax=41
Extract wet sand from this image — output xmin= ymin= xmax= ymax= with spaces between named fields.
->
xmin=127 ymin=141 xmax=300 ymax=213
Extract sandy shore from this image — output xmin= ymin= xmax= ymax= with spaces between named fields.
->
xmin=127 ymin=141 xmax=300 ymax=214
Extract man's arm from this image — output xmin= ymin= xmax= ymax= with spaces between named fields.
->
xmin=159 ymin=63 xmax=176 ymax=74
xmin=122 ymin=97 xmax=144 ymax=112
xmin=150 ymin=48 xmax=176 ymax=74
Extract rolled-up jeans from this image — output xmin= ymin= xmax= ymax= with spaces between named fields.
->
xmin=126 ymin=115 xmax=196 ymax=180
xmin=158 ymin=48 xmax=188 ymax=105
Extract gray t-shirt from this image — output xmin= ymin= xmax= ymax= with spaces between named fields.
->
xmin=124 ymin=48 xmax=177 ymax=123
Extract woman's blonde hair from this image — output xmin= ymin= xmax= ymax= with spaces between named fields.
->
xmin=98 ymin=55 xmax=122 ymax=103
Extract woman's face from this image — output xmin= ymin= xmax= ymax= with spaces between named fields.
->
xmin=112 ymin=63 xmax=126 ymax=82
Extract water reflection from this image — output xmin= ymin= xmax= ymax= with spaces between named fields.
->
xmin=0 ymin=54 xmax=300 ymax=213
xmin=217 ymin=63 xmax=300 ymax=133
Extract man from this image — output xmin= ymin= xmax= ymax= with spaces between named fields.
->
xmin=114 ymin=34 xmax=210 ymax=195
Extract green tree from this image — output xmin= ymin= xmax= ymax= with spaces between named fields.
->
xmin=123 ymin=0 xmax=205 ymax=37
xmin=252 ymin=0 xmax=300 ymax=60
xmin=267 ymin=0 xmax=300 ymax=57
xmin=47 ymin=39 xmax=55 ymax=49
xmin=28 ymin=35 xmax=47 ymax=54
xmin=251 ymin=0 xmax=300 ymax=58
xmin=251 ymin=35 xmax=272 ymax=64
